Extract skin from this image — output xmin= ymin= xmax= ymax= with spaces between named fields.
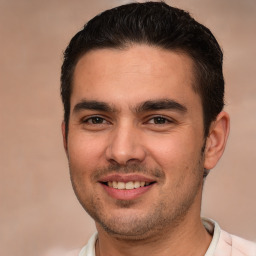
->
xmin=62 ymin=45 xmax=230 ymax=256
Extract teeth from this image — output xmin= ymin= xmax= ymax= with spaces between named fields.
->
xmin=106 ymin=181 xmax=151 ymax=189
xmin=134 ymin=181 xmax=140 ymax=188
xmin=140 ymin=181 xmax=145 ymax=187
xmin=125 ymin=181 xmax=134 ymax=190
xmin=113 ymin=181 xmax=118 ymax=189
xmin=117 ymin=182 xmax=125 ymax=189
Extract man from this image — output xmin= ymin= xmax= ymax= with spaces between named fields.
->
xmin=60 ymin=2 xmax=256 ymax=256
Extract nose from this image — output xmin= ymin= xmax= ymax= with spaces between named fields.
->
xmin=105 ymin=122 xmax=146 ymax=165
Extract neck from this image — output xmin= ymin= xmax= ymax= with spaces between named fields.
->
xmin=95 ymin=215 xmax=212 ymax=256
xmin=95 ymin=184 xmax=212 ymax=256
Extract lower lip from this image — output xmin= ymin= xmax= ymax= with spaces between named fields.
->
xmin=101 ymin=183 xmax=155 ymax=200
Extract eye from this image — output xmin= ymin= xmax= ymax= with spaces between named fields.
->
xmin=83 ymin=116 xmax=108 ymax=125
xmin=147 ymin=116 xmax=171 ymax=124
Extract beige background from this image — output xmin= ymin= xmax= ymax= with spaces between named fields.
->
xmin=1 ymin=0 xmax=255 ymax=255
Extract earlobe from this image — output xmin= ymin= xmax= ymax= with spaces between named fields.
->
xmin=61 ymin=121 xmax=68 ymax=153
xmin=204 ymin=111 xmax=230 ymax=170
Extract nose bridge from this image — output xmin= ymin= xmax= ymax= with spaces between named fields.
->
xmin=106 ymin=119 xmax=146 ymax=165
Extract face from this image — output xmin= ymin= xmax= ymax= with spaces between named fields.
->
xmin=64 ymin=45 xmax=207 ymax=239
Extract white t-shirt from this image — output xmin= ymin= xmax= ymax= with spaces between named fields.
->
xmin=77 ymin=218 xmax=256 ymax=256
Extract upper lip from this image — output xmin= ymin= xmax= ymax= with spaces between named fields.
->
xmin=98 ymin=174 xmax=156 ymax=183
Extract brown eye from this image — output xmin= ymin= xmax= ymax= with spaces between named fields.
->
xmin=148 ymin=116 xmax=170 ymax=124
xmin=91 ymin=117 xmax=104 ymax=124
xmin=84 ymin=116 xmax=106 ymax=124
xmin=153 ymin=117 xmax=167 ymax=124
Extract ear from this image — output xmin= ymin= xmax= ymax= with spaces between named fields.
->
xmin=61 ymin=121 xmax=68 ymax=154
xmin=204 ymin=111 xmax=230 ymax=170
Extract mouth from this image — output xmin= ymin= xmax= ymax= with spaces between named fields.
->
xmin=98 ymin=174 xmax=156 ymax=200
xmin=101 ymin=180 xmax=155 ymax=190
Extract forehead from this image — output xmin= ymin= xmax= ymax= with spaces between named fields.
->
xmin=71 ymin=45 xmax=200 ymax=110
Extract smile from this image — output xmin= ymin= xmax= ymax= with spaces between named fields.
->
xmin=105 ymin=181 xmax=152 ymax=190
xmin=99 ymin=174 xmax=157 ymax=200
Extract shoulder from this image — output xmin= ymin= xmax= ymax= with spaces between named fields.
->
xmin=41 ymin=248 xmax=81 ymax=256
xmin=217 ymin=229 xmax=256 ymax=256
xmin=64 ymin=249 xmax=81 ymax=256
xmin=41 ymin=233 xmax=97 ymax=256
xmin=77 ymin=233 xmax=98 ymax=256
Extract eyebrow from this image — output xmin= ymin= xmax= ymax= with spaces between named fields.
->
xmin=73 ymin=100 xmax=115 ymax=113
xmin=135 ymin=99 xmax=187 ymax=113
xmin=72 ymin=98 xmax=187 ymax=114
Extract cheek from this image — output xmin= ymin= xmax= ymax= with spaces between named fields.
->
xmin=145 ymin=131 xmax=203 ymax=180
xmin=147 ymin=132 xmax=196 ymax=163
xmin=67 ymin=132 xmax=107 ymax=174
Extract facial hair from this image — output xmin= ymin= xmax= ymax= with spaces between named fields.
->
xmin=69 ymin=156 xmax=205 ymax=240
